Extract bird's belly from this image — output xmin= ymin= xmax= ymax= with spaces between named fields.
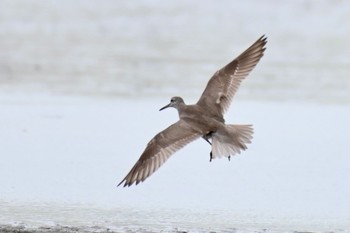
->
xmin=182 ymin=115 xmax=223 ymax=135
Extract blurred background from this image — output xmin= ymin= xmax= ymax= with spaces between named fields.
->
xmin=1 ymin=1 xmax=350 ymax=232
xmin=1 ymin=0 xmax=349 ymax=103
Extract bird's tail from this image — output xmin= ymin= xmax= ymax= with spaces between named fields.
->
xmin=211 ymin=124 xmax=253 ymax=159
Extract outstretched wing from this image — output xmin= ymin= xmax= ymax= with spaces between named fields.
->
xmin=118 ymin=120 xmax=201 ymax=187
xmin=197 ymin=35 xmax=267 ymax=119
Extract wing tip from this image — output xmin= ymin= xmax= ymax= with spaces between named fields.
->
xmin=117 ymin=179 xmax=137 ymax=187
xmin=117 ymin=179 xmax=127 ymax=187
xmin=238 ymin=34 xmax=268 ymax=61
xmin=258 ymin=34 xmax=268 ymax=50
xmin=258 ymin=34 xmax=268 ymax=43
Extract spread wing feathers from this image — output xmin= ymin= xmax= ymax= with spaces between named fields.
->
xmin=197 ymin=35 xmax=267 ymax=118
xmin=118 ymin=120 xmax=201 ymax=187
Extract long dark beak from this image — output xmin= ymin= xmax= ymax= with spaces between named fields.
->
xmin=159 ymin=103 xmax=171 ymax=111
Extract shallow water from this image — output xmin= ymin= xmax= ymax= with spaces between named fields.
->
xmin=0 ymin=201 xmax=349 ymax=233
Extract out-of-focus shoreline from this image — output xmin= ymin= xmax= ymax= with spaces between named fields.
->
xmin=1 ymin=1 xmax=350 ymax=105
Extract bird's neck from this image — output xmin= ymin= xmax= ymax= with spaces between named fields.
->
xmin=175 ymin=103 xmax=187 ymax=117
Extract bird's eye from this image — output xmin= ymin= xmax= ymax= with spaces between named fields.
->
xmin=171 ymin=98 xmax=174 ymax=102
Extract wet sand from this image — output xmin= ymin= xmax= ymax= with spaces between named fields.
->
xmin=0 ymin=225 xmax=111 ymax=233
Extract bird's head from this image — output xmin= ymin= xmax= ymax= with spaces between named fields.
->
xmin=159 ymin=96 xmax=185 ymax=111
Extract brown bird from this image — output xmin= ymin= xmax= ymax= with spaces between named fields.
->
xmin=118 ymin=35 xmax=267 ymax=187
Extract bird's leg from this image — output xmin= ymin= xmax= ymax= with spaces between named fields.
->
xmin=228 ymin=155 xmax=231 ymax=161
xmin=202 ymin=131 xmax=213 ymax=145
xmin=202 ymin=136 xmax=212 ymax=145
xmin=203 ymin=131 xmax=214 ymax=162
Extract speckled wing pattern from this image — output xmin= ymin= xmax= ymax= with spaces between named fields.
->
xmin=197 ymin=35 xmax=267 ymax=119
xmin=118 ymin=120 xmax=201 ymax=187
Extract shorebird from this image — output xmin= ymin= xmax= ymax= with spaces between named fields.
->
xmin=118 ymin=35 xmax=267 ymax=187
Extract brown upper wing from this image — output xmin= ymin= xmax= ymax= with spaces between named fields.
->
xmin=118 ymin=120 xmax=201 ymax=187
xmin=197 ymin=35 xmax=267 ymax=119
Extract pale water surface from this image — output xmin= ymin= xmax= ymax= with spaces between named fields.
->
xmin=0 ymin=95 xmax=349 ymax=232
xmin=0 ymin=1 xmax=350 ymax=232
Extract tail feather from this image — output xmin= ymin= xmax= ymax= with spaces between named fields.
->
xmin=211 ymin=124 xmax=253 ymax=159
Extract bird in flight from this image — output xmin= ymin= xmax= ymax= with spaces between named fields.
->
xmin=118 ymin=35 xmax=267 ymax=187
